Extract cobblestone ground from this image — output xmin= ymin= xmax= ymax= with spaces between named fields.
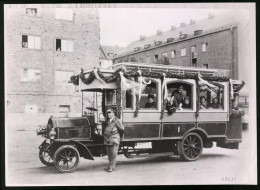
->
xmin=5 ymin=121 xmax=253 ymax=186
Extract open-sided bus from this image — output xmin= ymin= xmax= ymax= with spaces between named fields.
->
xmin=37 ymin=63 xmax=245 ymax=173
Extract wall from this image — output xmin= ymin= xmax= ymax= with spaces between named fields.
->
xmin=114 ymin=28 xmax=238 ymax=79
xmin=4 ymin=5 xmax=100 ymax=113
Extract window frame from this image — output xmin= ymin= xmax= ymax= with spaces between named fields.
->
xmin=171 ymin=50 xmax=176 ymax=58
xmin=55 ymin=8 xmax=74 ymax=22
xmin=55 ymin=70 xmax=74 ymax=85
xmin=22 ymin=34 xmax=42 ymax=50
xmin=164 ymin=79 xmax=196 ymax=113
xmin=202 ymin=43 xmax=208 ymax=52
xmin=21 ymin=68 xmax=42 ymax=82
xmin=55 ymin=38 xmax=74 ymax=52
xmin=24 ymin=8 xmax=42 ymax=17
xmin=198 ymin=81 xmax=228 ymax=113
xmin=181 ymin=48 xmax=186 ymax=57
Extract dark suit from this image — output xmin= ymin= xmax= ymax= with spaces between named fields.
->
xmin=104 ymin=116 xmax=124 ymax=170
xmin=173 ymin=91 xmax=183 ymax=106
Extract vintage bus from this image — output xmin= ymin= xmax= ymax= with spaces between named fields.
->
xmin=37 ymin=63 xmax=245 ymax=173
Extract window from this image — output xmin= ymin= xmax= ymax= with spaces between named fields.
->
xmin=59 ymin=105 xmax=70 ymax=113
xmin=171 ymin=50 xmax=176 ymax=58
xmin=55 ymin=71 xmax=74 ymax=84
xmin=105 ymin=90 xmax=117 ymax=105
xmin=166 ymin=82 xmax=193 ymax=110
xmin=146 ymin=56 xmax=151 ymax=63
xmin=25 ymin=8 xmax=42 ymax=17
xmin=162 ymin=52 xmax=168 ymax=58
xmin=191 ymin=46 xmax=197 ymax=66
xmin=56 ymin=39 xmax=74 ymax=52
xmin=22 ymin=35 xmax=41 ymax=50
xmin=140 ymin=80 xmax=158 ymax=109
xmin=181 ymin=48 xmax=186 ymax=57
xmin=202 ymin=43 xmax=208 ymax=52
xmin=199 ymin=83 xmax=224 ymax=110
xmin=21 ymin=68 xmax=41 ymax=82
xmin=123 ymin=90 xmax=134 ymax=109
xmin=202 ymin=64 xmax=208 ymax=69
xmin=154 ymin=54 xmax=159 ymax=62
xmin=55 ymin=8 xmax=74 ymax=21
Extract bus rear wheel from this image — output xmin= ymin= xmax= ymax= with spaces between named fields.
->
xmin=178 ymin=133 xmax=203 ymax=161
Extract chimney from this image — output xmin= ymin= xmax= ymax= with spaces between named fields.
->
xmin=190 ymin=19 xmax=196 ymax=25
xmin=140 ymin=35 xmax=145 ymax=41
xmin=180 ymin=22 xmax=186 ymax=27
xmin=171 ymin=25 xmax=177 ymax=31
xmin=208 ymin=13 xmax=214 ymax=19
xmin=157 ymin=30 xmax=162 ymax=35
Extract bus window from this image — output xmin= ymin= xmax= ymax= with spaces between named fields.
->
xmin=166 ymin=82 xmax=193 ymax=110
xmin=123 ymin=90 xmax=134 ymax=109
xmin=140 ymin=80 xmax=158 ymax=109
xmin=199 ymin=84 xmax=224 ymax=110
xmin=105 ymin=89 xmax=117 ymax=105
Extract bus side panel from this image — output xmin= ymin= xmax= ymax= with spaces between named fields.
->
xmin=197 ymin=122 xmax=227 ymax=136
xmin=161 ymin=123 xmax=195 ymax=138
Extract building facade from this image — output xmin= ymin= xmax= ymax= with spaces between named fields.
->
xmin=100 ymin=45 xmax=125 ymax=69
xmin=5 ymin=5 xmax=100 ymax=113
xmin=113 ymin=11 xmax=250 ymax=83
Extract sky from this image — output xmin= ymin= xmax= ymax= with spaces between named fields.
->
xmin=99 ymin=8 xmax=233 ymax=47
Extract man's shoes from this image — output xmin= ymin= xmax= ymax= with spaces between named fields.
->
xmin=107 ymin=168 xmax=114 ymax=172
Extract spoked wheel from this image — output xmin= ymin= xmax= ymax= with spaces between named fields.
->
xmin=53 ymin=145 xmax=80 ymax=173
xmin=178 ymin=133 xmax=203 ymax=161
xmin=39 ymin=149 xmax=54 ymax=166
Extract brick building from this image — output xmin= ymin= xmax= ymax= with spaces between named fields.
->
xmin=5 ymin=5 xmax=100 ymax=113
xmin=113 ymin=11 xmax=250 ymax=83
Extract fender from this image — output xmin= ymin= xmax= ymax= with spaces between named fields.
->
xmin=181 ymin=127 xmax=209 ymax=139
xmin=70 ymin=140 xmax=94 ymax=160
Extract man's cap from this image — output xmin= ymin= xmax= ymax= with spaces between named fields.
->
xmin=106 ymin=108 xmax=116 ymax=113
xmin=148 ymin=94 xmax=155 ymax=99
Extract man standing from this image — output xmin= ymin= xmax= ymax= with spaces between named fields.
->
xmin=104 ymin=108 xmax=124 ymax=172
xmin=172 ymin=85 xmax=184 ymax=108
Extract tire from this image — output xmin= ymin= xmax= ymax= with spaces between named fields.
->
xmin=53 ymin=145 xmax=80 ymax=173
xmin=177 ymin=133 xmax=203 ymax=161
xmin=39 ymin=149 xmax=54 ymax=166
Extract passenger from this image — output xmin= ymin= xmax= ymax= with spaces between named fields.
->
xmin=172 ymin=85 xmax=184 ymax=107
xmin=145 ymin=94 xmax=156 ymax=108
xmin=200 ymin=96 xmax=208 ymax=109
xmin=166 ymin=95 xmax=178 ymax=114
xmin=182 ymin=96 xmax=191 ymax=109
xmin=211 ymin=97 xmax=222 ymax=109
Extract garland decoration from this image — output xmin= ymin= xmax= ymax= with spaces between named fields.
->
xmin=230 ymin=108 xmax=245 ymax=118
xmin=71 ymin=67 xmax=232 ymax=119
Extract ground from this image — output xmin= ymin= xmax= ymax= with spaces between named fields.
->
xmin=6 ymin=119 xmax=251 ymax=186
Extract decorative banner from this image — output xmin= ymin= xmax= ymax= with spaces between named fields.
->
xmin=93 ymin=67 xmax=105 ymax=83
xmin=137 ymin=70 xmax=151 ymax=100
xmin=198 ymin=74 xmax=219 ymax=93
xmin=119 ymin=72 xmax=140 ymax=94
xmin=229 ymin=79 xmax=245 ymax=99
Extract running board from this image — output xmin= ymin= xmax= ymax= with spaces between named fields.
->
xmin=125 ymin=152 xmax=174 ymax=159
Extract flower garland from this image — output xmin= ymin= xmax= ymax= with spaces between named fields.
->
xmin=72 ymin=67 xmax=231 ymax=118
xmin=230 ymin=108 xmax=245 ymax=118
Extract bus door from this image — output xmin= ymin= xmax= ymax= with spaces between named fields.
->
xmin=122 ymin=78 xmax=162 ymax=141
xmin=196 ymin=82 xmax=229 ymax=138
xmin=161 ymin=79 xmax=197 ymax=139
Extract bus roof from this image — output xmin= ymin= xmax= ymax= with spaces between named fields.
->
xmin=109 ymin=62 xmax=230 ymax=77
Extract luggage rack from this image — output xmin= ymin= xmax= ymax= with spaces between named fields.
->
xmin=110 ymin=62 xmax=230 ymax=77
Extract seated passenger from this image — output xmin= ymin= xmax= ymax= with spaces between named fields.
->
xmin=211 ymin=97 xmax=222 ymax=109
xmin=200 ymin=96 xmax=208 ymax=109
xmin=145 ymin=94 xmax=156 ymax=108
xmin=172 ymin=85 xmax=184 ymax=107
xmin=166 ymin=95 xmax=178 ymax=114
xmin=182 ymin=96 xmax=191 ymax=109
